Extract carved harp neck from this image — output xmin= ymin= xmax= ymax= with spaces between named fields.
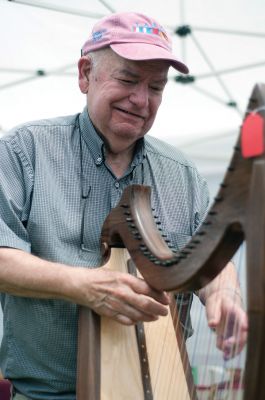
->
xmin=101 ymin=83 xmax=265 ymax=294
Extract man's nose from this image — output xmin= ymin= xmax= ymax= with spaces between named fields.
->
xmin=129 ymin=85 xmax=149 ymax=108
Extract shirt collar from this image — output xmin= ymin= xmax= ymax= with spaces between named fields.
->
xmin=131 ymin=138 xmax=146 ymax=168
xmin=79 ymin=107 xmax=147 ymax=167
xmin=79 ymin=107 xmax=105 ymax=165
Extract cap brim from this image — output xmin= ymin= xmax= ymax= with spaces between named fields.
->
xmin=111 ymin=42 xmax=189 ymax=74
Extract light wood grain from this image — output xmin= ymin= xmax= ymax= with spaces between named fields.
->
xmin=100 ymin=248 xmax=191 ymax=400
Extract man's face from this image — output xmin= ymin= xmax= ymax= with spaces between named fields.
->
xmin=83 ymin=51 xmax=169 ymax=153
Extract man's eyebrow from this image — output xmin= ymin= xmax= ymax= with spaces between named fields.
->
xmin=154 ymin=77 xmax=168 ymax=85
xmin=117 ymin=69 xmax=140 ymax=79
xmin=117 ymin=69 xmax=168 ymax=84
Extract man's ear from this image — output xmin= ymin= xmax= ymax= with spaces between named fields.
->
xmin=78 ymin=56 xmax=92 ymax=94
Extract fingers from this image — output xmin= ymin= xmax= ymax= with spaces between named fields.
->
xmin=217 ymin=327 xmax=248 ymax=360
xmin=205 ymin=297 xmax=222 ymax=328
xmin=96 ymin=293 xmax=164 ymax=325
xmin=127 ymin=275 xmax=170 ymax=306
xmin=84 ymin=268 xmax=169 ymax=325
xmin=213 ymin=309 xmax=247 ymax=359
xmin=216 ymin=334 xmax=236 ymax=360
xmin=222 ymin=313 xmax=248 ymax=359
xmin=115 ymin=314 xmax=135 ymax=326
xmin=205 ymin=292 xmax=248 ymax=359
xmin=115 ymin=280 xmax=169 ymax=316
xmin=104 ymin=275 xmax=168 ymax=317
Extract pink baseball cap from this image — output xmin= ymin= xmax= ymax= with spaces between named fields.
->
xmin=81 ymin=12 xmax=189 ymax=74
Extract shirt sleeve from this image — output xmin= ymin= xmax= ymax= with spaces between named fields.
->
xmin=191 ymin=170 xmax=210 ymax=234
xmin=0 ymin=133 xmax=33 ymax=252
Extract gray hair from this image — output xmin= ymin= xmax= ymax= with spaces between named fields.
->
xmin=86 ymin=48 xmax=113 ymax=70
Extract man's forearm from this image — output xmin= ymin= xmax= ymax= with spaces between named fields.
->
xmin=0 ymin=247 xmax=78 ymax=300
xmin=0 ymin=247 xmax=170 ymax=325
xmin=198 ymin=261 xmax=242 ymax=304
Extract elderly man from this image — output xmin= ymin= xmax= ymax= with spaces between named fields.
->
xmin=0 ymin=12 xmax=246 ymax=400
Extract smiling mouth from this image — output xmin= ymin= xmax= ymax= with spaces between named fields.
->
xmin=115 ymin=107 xmax=145 ymax=120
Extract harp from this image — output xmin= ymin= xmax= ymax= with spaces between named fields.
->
xmin=77 ymin=83 xmax=265 ymax=400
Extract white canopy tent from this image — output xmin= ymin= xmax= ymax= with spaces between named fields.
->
xmin=1 ymin=0 xmax=265 ymax=182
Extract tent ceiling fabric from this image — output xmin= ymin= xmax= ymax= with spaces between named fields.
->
xmin=0 ymin=0 xmax=265 ymax=177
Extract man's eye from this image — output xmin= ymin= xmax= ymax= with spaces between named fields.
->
xmin=151 ymin=86 xmax=163 ymax=92
xmin=118 ymin=78 xmax=135 ymax=84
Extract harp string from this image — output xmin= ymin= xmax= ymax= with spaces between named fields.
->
xmin=143 ymin=296 xmax=173 ymax=399
xmin=141 ymin=286 xmax=193 ymax=399
xmin=127 ymin=225 xmax=247 ymax=399
xmin=223 ymin=243 xmax=246 ymax=400
xmin=185 ymin=242 xmax=246 ymax=399
xmin=153 ymin=306 xmax=172 ymax=399
xmin=233 ymin=243 xmax=246 ymax=397
xmin=177 ymin=294 xmax=194 ymax=400
xmin=168 ymin=300 xmax=188 ymax=400
xmin=176 ymin=297 xmax=189 ymax=400
xmin=159 ymin=295 xmax=187 ymax=400
xmin=237 ymin=243 xmax=246 ymax=394
xmin=183 ymin=296 xmax=195 ymax=400
xmin=189 ymin=292 xmax=205 ymax=399
xmin=149 ymin=292 xmax=192 ymax=399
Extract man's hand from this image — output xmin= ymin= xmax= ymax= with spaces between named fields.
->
xmin=0 ymin=248 xmax=169 ymax=326
xmin=198 ymin=261 xmax=248 ymax=359
xmin=73 ymin=266 xmax=170 ymax=326
xmin=205 ymin=288 xmax=248 ymax=360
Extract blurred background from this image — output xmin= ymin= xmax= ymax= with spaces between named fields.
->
xmin=0 ymin=0 xmax=264 ymax=394
xmin=1 ymin=0 xmax=264 ymax=186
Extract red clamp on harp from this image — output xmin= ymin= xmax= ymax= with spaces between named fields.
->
xmin=241 ymin=112 xmax=264 ymax=158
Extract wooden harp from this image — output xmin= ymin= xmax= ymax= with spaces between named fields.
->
xmin=77 ymin=83 xmax=265 ymax=400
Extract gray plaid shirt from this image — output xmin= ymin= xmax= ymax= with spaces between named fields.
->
xmin=0 ymin=108 xmax=209 ymax=399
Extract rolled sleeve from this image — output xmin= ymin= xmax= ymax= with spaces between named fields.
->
xmin=0 ymin=134 xmax=33 ymax=252
xmin=192 ymin=172 xmax=210 ymax=233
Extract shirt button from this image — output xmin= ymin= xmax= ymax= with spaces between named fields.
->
xmin=95 ymin=156 xmax=102 ymax=165
xmin=114 ymin=181 xmax=120 ymax=189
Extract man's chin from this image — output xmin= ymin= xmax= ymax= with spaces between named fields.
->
xmin=111 ymin=127 xmax=143 ymax=139
xmin=105 ymin=130 xmax=145 ymax=154
xmin=116 ymin=132 xmax=146 ymax=146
